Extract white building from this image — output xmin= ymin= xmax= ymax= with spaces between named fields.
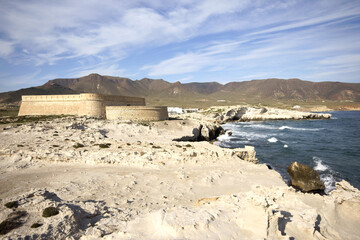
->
xmin=167 ymin=107 xmax=183 ymax=115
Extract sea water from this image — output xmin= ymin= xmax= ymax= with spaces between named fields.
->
xmin=216 ymin=111 xmax=360 ymax=192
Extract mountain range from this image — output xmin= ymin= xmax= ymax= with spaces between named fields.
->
xmin=1 ymin=73 xmax=359 ymax=109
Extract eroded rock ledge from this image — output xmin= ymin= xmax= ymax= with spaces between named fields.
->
xmin=181 ymin=105 xmax=331 ymax=123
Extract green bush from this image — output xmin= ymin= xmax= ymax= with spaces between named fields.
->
xmin=99 ymin=143 xmax=111 ymax=148
xmin=0 ymin=220 xmax=19 ymax=235
xmin=0 ymin=211 xmax=27 ymax=235
xmin=30 ymin=223 xmax=42 ymax=228
xmin=42 ymin=207 xmax=59 ymax=218
xmin=4 ymin=201 xmax=18 ymax=209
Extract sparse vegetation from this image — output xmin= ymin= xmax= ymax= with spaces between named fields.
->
xmin=0 ymin=115 xmax=72 ymax=125
xmin=30 ymin=223 xmax=42 ymax=228
xmin=138 ymin=121 xmax=150 ymax=126
xmin=0 ymin=107 xmax=19 ymax=118
xmin=99 ymin=143 xmax=111 ymax=148
xmin=152 ymin=145 xmax=161 ymax=149
xmin=73 ymin=143 xmax=84 ymax=148
xmin=185 ymin=144 xmax=192 ymax=148
xmin=4 ymin=201 xmax=18 ymax=209
xmin=175 ymin=144 xmax=182 ymax=148
xmin=0 ymin=220 xmax=17 ymax=235
xmin=0 ymin=211 xmax=27 ymax=235
xmin=42 ymin=207 xmax=59 ymax=218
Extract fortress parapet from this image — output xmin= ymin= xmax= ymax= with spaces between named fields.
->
xmin=18 ymin=93 xmax=145 ymax=117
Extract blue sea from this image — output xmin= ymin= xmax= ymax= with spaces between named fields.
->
xmin=217 ymin=111 xmax=360 ymax=192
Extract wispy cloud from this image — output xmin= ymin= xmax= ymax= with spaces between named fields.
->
xmin=0 ymin=0 xmax=254 ymax=65
xmin=0 ymin=40 xmax=14 ymax=58
xmin=142 ymin=3 xmax=360 ymax=82
xmin=0 ymin=0 xmax=360 ymax=91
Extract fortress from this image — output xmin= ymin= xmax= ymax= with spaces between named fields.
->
xmin=18 ymin=93 xmax=168 ymax=121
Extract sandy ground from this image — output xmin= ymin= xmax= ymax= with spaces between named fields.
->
xmin=0 ymin=116 xmax=359 ymax=239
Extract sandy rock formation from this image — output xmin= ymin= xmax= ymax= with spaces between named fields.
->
xmin=234 ymin=146 xmax=258 ymax=164
xmin=0 ymin=115 xmax=359 ymax=239
xmin=182 ymin=105 xmax=332 ymax=123
xmin=287 ymin=161 xmax=325 ymax=192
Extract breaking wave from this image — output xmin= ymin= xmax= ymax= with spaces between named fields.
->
xmin=279 ymin=126 xmax=323 ymax=131
xmin=313 ymin=157 xmax=329 ymax=171
xmin=268 ymin=137 xmax=278 ymax=143
xmin=313 ymin=157 xmax=336 ymax=193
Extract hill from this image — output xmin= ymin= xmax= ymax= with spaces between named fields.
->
xmin=1 ymin=73 xmax=359 ymax=110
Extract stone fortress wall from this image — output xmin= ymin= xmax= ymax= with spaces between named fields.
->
xmin=18 ymin=93 xmax=146 ymax=118
xmin=106 ymin=106 xmax=168 ymax=121
xmin=18 ymin=93 xmax=169 ymax=121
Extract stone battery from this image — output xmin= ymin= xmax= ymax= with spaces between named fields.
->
xmin=18 ymin=93 xmax=145 ymax=118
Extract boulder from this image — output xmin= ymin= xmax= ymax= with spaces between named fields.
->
xmin=287 ymin=162 xmax=325 ymax=192
xmin=199 ymin=123 xmax=224 ymax=141
xmin=223 ymin=107 xmax=248 ymax=121
xmin=171 ymin=120 xmax=223 ymax=142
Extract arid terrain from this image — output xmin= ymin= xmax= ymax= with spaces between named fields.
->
xmin=0 ymin=107 xmax=359 ymax=239
xmin=1 ymin=74 xmax=359 ymax=110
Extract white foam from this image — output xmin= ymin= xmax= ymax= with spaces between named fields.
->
xmin=313 ymin=157 xmax=329 ymax=172
xmin=321 ymin=174 xmax=336 ymax=194
xmin=283 ymin=144 xmax=288 ymax=148
xmin=279 ymin=126 xmax=323 ymax=131
xmin=313 ymin=157 xmax=336 ymax=193
xmin=229 ymin=130 xmax=270 ymax=140
xmin=217 ymin=134 xmax=231 ymax=141
xmin=268 ymin=137 xmax=278 ymax=143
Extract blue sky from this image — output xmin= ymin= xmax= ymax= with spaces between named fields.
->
xmin=0 ymin=0 xmax=360 ymax=92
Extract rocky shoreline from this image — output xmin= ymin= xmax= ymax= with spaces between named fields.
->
xmin=181 ymin=105 xmax=331 ymax=123
xmin=0 ymin=107 xmax=359 ymax=239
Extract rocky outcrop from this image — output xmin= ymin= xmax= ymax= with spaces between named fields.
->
xmin=198 ymin=123 xmax=224 ymax=141
xmin=172 ymin=120 xmax=224 ymax=142
xmin=220 ymin=106 xmax=331 ymax=122
xmin=183 ymin=106 xmax=332 ymax=124
xmin=287 ymin=161 xmax=325 ymax=192
xmin=234 ymin=146 xmax=258 ymax=164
